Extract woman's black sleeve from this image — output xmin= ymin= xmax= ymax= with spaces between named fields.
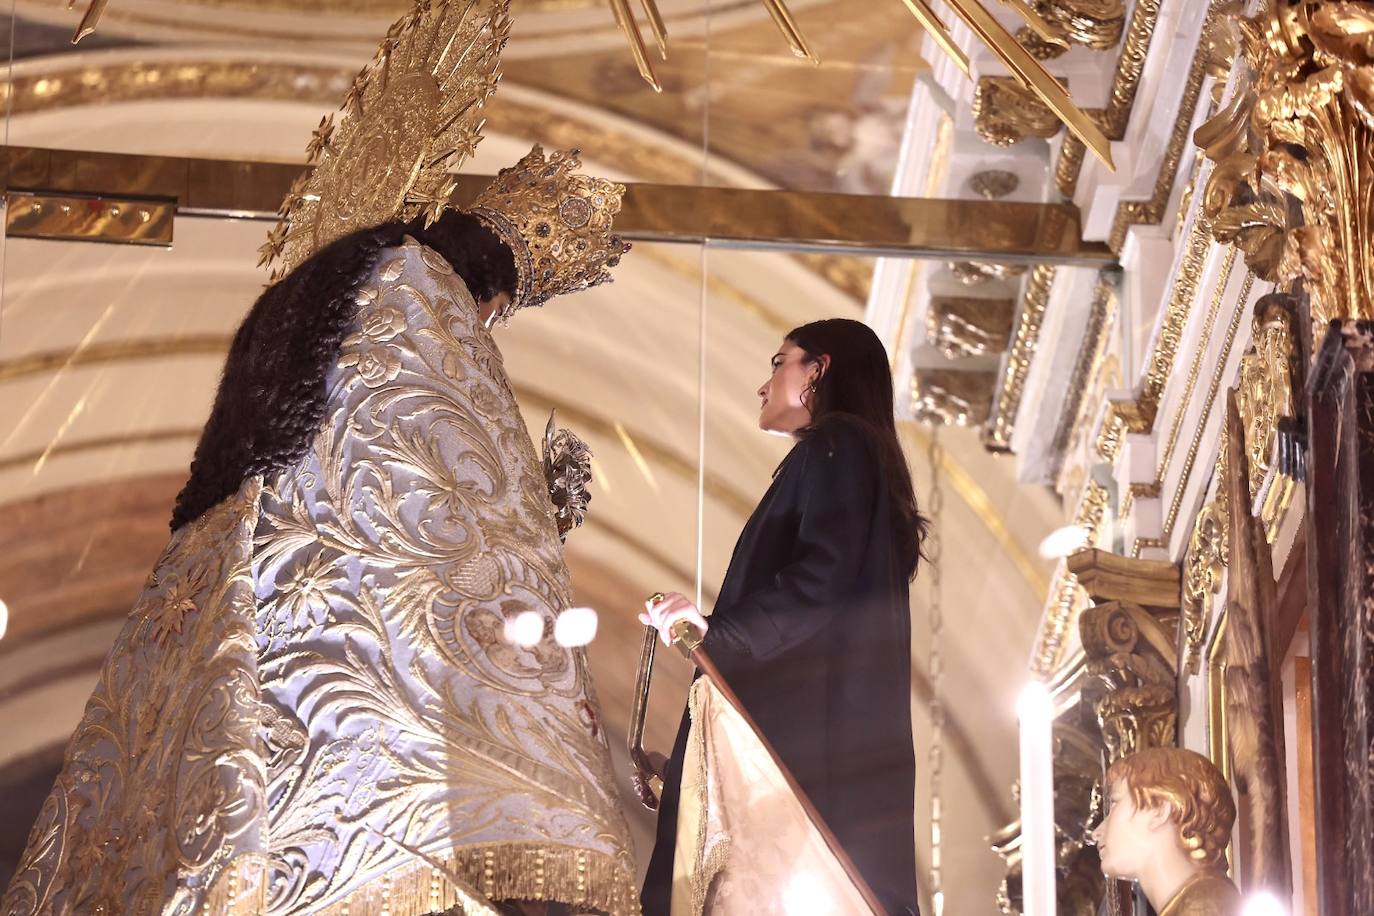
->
xmin=703 ymin=422 xmax=878 ymax=665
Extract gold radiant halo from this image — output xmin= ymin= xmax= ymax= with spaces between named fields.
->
xmin=265 ymin=0 xmax=512 ymax=279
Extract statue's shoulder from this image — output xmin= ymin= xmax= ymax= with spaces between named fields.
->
xmin=1159 ymin=872 xmax=1242 ymax=916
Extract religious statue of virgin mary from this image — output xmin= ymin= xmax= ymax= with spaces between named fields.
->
xmin=1 ymin=2 xmax=639 ymax=914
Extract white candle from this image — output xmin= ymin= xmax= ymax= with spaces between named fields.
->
xmin=1018 ymin=681 xmax=1056 ymax=916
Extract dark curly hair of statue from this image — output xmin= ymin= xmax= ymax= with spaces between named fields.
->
xmin=170 ymin=210 xmax=517 ymax=530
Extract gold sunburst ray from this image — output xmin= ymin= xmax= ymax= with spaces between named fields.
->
xmin=267 ymin=0 xmax=510 ymax=276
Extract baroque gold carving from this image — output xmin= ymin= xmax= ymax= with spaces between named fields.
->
xmin=1181 ymin=502 xmax=1228 ymax=676
xmin=1054 ymin=0 xmax=1163 ymax=196
xmin=985 ymin=265 xmax=1056 ymax=451
xmin=1235 ymin=294 xmax=1298 ymax=502
xmin=1031 ymin=480 xmax=1110 ymax=676
xmin=927 ymin=295 xmax=1015 ymax=359
xmin=1030 ymin=0 xmax=1127 ymax=51
xmin=1095 ymin=214 xmax=1214 ymax=463
xmin=911 ymin=369 xmax=996 ymax=426
xmin=949 ymin=260 xmax=1029 ymax=286
xmin=974 ymin=76 xmax=1063 ymax=147
xmin=1081 ymin=599 xmax=1177 ymax=760
xmin=1196 ymin=1 xmax=1374 ymax=326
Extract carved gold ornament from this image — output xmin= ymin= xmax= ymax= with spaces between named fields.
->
xmin=470 ymin=146 xmax=630 ymax=318
xmin=605 ymin=0 xmax=1114 ymax=167
xmin=926 ymin=294 xmax=1016 ymax=359
xmin=264 ymin=0 xmax=511 ymax=279
xmin=974 ymin=76 xmax=1065 ymax=146
xmin=1197 ymin=0 xmax=1374 ymax=327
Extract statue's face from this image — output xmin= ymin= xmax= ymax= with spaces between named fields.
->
xmin=478 ymin=291 xmax=513 ymax=327
xmin=1092 ymin=778 xmax=1159 ymax=880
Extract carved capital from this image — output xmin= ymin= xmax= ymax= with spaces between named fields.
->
xmin=1077 ymin=566 xmax=1180 ymax=764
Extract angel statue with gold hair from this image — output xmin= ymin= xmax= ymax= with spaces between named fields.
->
xmin=1 ymin=2 xmax=639 ymax=914
xmin=1092 ymin=747 xmax=1242 ymax=916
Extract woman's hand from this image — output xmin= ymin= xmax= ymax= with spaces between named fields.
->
xmin=639 ymin=591 xmax=709 ymax=648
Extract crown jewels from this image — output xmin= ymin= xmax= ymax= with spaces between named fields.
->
xmin=470 ymin=146 xmax=631 ymax=319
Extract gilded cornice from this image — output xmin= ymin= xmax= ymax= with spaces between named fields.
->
xmin=1049 ymin=272 xmax=1116 ymax=484
xmin=1129 ymin=271 xmax=1256 ymax=559
xmin=1195 ymin=1 xmax=1374 ymax=328
xmin=1106 ymin=1 xmax=1216 ymax=254
xmin=1030 ymin=479 xmax=1110 ymax=676
xmin=983 ymin=264 xmax=1056 ymax=452
xmin=1054 ymin=0 xmax=1163 ymax=197
xmin=1095 ymin=212 xmax=1214 ymax=463
xmin=1117 ymin=249 xmax=1238 ymax=525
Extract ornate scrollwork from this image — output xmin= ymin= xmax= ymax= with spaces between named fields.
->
xmin=911 ymin=369 xmax=996 ymax=426
xmin=1182 ymin=502 xmax=1228 ymax=676
xmin=974 ymin=77 xmax=1063 ymax=147
xmin=1197 ymin=1 xmax=1374 ymax=326
xmin=1031 ymin=0 xmax=1127 ymax=50
xmin=1082 ymin=599 xmax=1179 ymax=760
xmin=927 ymin=295 xmax=1015 ymax=359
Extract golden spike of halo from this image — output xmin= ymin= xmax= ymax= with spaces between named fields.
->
xmin=609 ymin=0 xmax=663 ymax=92
xmin=899 ymin=0 xmax=970 ymax=77
xmin=70 ymin=0 xmax=107 ymax=43
xmin=941 ymin=0 xmax=1114 ymax=170
xmin=269 ymin=0 xmax=510 ymax=274
xmin=993 ymin=0 xmax=1068 ymax=49
xmin=638 ymin=0 xmax=669 ymax=60
xmin=761 ymin=0 xmax=819 ymax=63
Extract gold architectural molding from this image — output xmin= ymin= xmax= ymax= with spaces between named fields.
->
xmin=1050 ymin=272 xmax=1117 ymax=489
xmin=1030 ymin=479 xmax=1109 ymax=675
xmin=1053 ymin=0 xmax=1162 ymax=197
xmin=1181 ymin=290 xmax=1300 ymax=675
xmin=1196 ymin=1 xmax=1374 ymax=328
xmin=1129 ymin=271 xmax=1256 ymax=559
xmin=1105 ymin=0 xmax=1217 ymax=254
xmin=1095 ymin=213 xmax=1215 ymax=463
xmin=984 ymin=264 xmax=1056 ymax=452
xmin=911 ymin=369 xmax=995 ymax=427
xmin=973 ymin=76 xmax=1064 ymax=148
xmin=926 ymin=294 xmax=1015 ymax=359
xmin=1072 ymin=549 xmax=1181 ymax=762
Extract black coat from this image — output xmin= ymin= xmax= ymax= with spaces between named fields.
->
xmin=641 ymin=416 xmax=919 ymax=915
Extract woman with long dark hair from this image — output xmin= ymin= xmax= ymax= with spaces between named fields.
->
xmin=641 ymin=318 xmax=926 ymax=915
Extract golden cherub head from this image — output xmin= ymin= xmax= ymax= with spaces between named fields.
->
xmin=1094 ymin=747 xmax=1235 ymax=878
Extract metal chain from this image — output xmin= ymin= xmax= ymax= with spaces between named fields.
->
xmin=925 ymin=427 xmax=945 ymax=916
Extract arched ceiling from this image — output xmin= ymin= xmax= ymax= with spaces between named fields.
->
xmin=0 ymin=10 xmax=1064 ymax=910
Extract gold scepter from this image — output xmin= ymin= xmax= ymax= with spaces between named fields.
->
xmin=628 ymin=605 xmax=888 ymax=916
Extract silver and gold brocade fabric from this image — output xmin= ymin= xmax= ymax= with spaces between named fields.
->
xmin=2 ymin=238 xmax=638 ymax=916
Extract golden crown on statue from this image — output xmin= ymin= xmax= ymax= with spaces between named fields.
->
xmin=261 ymin=0 xmax=511 ymax=279
xmin=470 ymin=145 xmax=631 ymax=320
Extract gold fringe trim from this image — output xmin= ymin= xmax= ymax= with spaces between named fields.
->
xmin=201 ymin=842 xmax=640 ymax=916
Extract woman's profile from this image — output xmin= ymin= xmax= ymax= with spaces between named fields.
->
xmin=640 ymin=318 xmax=927 ymax=915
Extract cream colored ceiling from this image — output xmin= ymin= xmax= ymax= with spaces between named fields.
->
xmin=0 ymin=9 xmax=1061 ymax=909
